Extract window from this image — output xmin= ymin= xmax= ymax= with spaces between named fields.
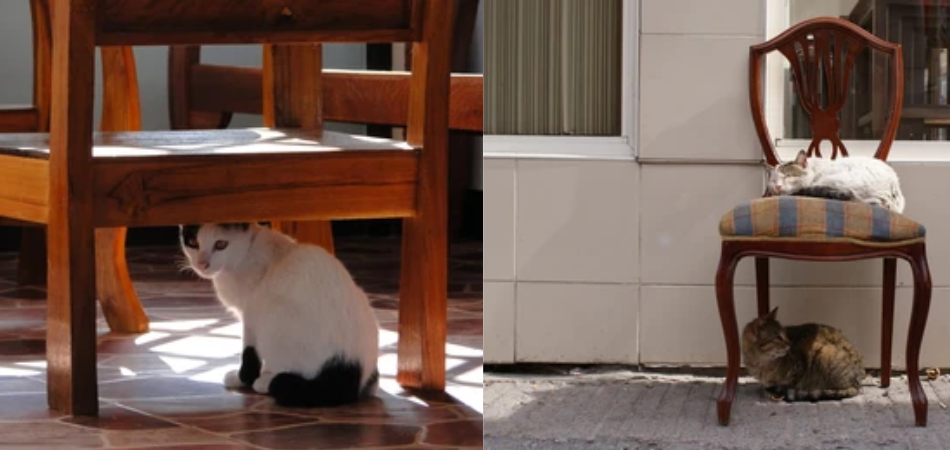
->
xmin=485 ymin=0 xmax=623 ymax=136
xmin=767 ymin=0 xmax=950 ymax=153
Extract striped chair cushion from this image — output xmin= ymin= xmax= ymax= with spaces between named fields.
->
xmin=719 ymin=196 xmax=925 ymax=244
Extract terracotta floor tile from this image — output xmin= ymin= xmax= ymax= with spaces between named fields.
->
xmin=231 ymin=423 xmax=421 ymax=450
xmin=0 ymin=393 xmax=64 ymax=420
xmin=98 ymin=377 xmax=234 ymax=400
xmin=0 ymin=421 xmax=105 ymax=449
xmin=119 ymin=395 xmax=267 ymax=418
xmin=109 ymin=445 xmax=260 ymax=450
xmin=179 ymin=411 xmax=317 ymax=433
xmin=102 ymin=426 xmax=236 ymax=448
xmin=423 ymin=420 xmax=483 ymax=447
xmin=0 ymin=238 xmax=482 ymax=448
xmin=63 ymin=404 xmax=179 ymax=431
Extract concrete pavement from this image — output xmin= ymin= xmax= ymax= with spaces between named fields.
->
xmin=485 ymin=368 xmax=950 ymax=450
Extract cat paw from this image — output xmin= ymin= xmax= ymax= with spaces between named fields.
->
xmin=223 ymin=370 xmax=244 ymax=389
xmin=253 ymin=372 xmax=275 ymax=394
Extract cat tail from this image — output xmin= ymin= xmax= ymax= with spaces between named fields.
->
xmin=787 ymin=387 xmax=860 ymax=401
xmin=268 ymin=356 xmax=369 ymax=407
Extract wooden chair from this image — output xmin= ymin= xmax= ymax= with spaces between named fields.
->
xmin=715 ymin=18 xmax=932 ymax=426
xmin=3 ymin=0 xmax=148 ymax=334
xmin=166 ymin=0 xmax=482 ymax=243
xmin=0 ymin=0 xmax=455 ymax=416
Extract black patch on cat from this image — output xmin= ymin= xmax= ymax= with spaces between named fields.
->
xmin=360 ymin=368 xmax=379 ymax=398
xmin=789 ymin=186 xmax=855 ymax=202
xmin=239 ymin=346 xmax=262 ymax=386
xmin=268 ymin=356 xmax=367 ymax=407
xmin=179 ymin=224 xmax=200 ymax=249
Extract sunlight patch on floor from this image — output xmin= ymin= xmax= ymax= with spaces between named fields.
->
xmin=149 ymin=335 xmax=241 ymax=359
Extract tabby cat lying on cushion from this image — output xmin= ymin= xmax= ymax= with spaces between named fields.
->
xmin=742 ymin=307 xmax=865 ymax=402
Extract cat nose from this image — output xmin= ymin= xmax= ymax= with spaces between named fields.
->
xmin=197 ymin=261 xmax=210 ymax=270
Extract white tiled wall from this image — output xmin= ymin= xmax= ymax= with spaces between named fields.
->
xmin=516 ymin=160 xmax=639 ymax=284
xmin=483 ymin=0 xmax=950 ymax=367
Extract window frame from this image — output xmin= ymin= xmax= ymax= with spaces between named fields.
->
xmin=483 ymin=0 xmax=638 ymax=161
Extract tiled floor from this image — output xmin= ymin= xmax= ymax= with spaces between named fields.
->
xmin=0 ymin=237 xmax=483 ymax=450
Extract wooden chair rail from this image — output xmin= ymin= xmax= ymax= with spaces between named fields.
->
xmin=96 ymin=0 xmax=422 ymax=46
xmin=185 ymin=66 xmax=484 ymax=132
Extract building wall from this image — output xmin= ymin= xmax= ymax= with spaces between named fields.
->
xmin=485 ymin=0 xmax=950 ymax=369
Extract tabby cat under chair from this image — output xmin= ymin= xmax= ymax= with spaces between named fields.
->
xmin=742 ymin=307 xmax=866 ymax=402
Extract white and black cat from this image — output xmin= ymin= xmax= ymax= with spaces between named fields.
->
xmin=767 ymin=150 xmax=906 ymax=213
xmin=180 ymin=223 xmax=380 ymax=407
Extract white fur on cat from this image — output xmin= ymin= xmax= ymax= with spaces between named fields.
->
xmin=181 ymin=223 xmax=379 ymax=396
xmin=767 ymin=150 xmax=906 ymax=213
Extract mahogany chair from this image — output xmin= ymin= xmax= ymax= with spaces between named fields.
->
xmin=715 ymin=18 xmax=932 ymax=426
xmin=166 ymin=0 xmax=482 ymax=244
xmin=0 ymin=0 xmax=455 ymax=416
xmin=3 ymin=0 xmax=147 ymax=334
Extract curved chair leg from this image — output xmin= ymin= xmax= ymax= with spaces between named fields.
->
xmin=97 ymin=47 xmax=148 ymax=333
xmin=881 ymin=257 xmax=896 ymax=388
xmin=95 ymin=228 xmax=148 ymax=333
xmin=716 ymin=242 xmax=743 ymax=426
xmin=906 ymin=245 xmax=932 ymax=427
xmin=755 ymin=257 xmax=770 ymax=317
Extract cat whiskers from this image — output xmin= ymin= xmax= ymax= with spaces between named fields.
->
xmin=175 ymin=257 xmax=197 ymax=276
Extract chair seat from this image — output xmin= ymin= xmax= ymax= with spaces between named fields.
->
xmin=0 ymin=129 xmax=419 ymax=227
xmin=719 ymin=196 xmax=925 ymax=244
xmin=0 ymin=128 xmax=416 ymax=158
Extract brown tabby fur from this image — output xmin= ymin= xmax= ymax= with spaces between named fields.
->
xmin=741 ymin=307 xmax=865 ymax=402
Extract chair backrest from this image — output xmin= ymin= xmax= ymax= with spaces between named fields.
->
xmin=166 ymin=0 xmax=482 ymax=133
xmin=749 ymin=17 xmax=904 ymax=165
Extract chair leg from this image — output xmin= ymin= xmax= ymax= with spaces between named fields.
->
xmin=46 ymin=0 xmax=99 ymax=416
xmin=397 ymin=0 xmax=453 ymax=391
xmin=16 ymin=226 xmax=47 ymax=286
xmin=755 ymin=257 xmax=770 ymax=317
xmin=95 ymin=228 xmax=148 ymax=333
xmin=881 ymin=257 xmax=896 ymax=388
xmin=715 ymin=243 xmax=743 ymax=426
xmin=906 ymin=245 xmax=932 ymax=427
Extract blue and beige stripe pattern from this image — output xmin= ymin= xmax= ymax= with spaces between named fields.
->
xmin=720 ymin=196 xmax=925 ymax=244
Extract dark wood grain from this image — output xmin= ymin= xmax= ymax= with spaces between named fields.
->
xmin=750 ymin=18 xmax=903 ymax=164
xmin=46 ymin=0 xmax=99 ymax=416
xmin=92 ymin=151 xmax=418 ymax=227
xmin=96 ymin=45 xmax=148 ymax=334
xmin=15 ymin=0 xmax=53 ymax=288
xmin=881 ymin=257 xmax=896 ymax=388
xmin=716 ymin=240 xmax=930 ymax=426
xmin=397 ymin=0 xmax=455 ymax=391
xmin=96 ymin=0 xmax=415 ymax=46
xmin=263 ymin=43 xmax=335 ymax=254
xmin=0 ymin=107 xmax=40 ymax=133
xmin=185 ymin=66 xmax=483 ymax=132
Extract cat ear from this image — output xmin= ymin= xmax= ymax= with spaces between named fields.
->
xmin=766 ymin=306 xmax=779 ymax=320
xmin=795 ymin=150 xmax=808 ymax=168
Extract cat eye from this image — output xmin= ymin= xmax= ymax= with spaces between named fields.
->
xmin=213 ymin=240 xmax=229 ymax=251
xmin=185 ymin=238 xmax=198 ymax=248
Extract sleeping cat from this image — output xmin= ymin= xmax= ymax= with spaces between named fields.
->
xmin=180 ymin=222 xmax=380 ymax=407
xmin=742 ymin=307 xmax=865 ymax=402
xmin=767 ymin=149 xmax=905 ymax=213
